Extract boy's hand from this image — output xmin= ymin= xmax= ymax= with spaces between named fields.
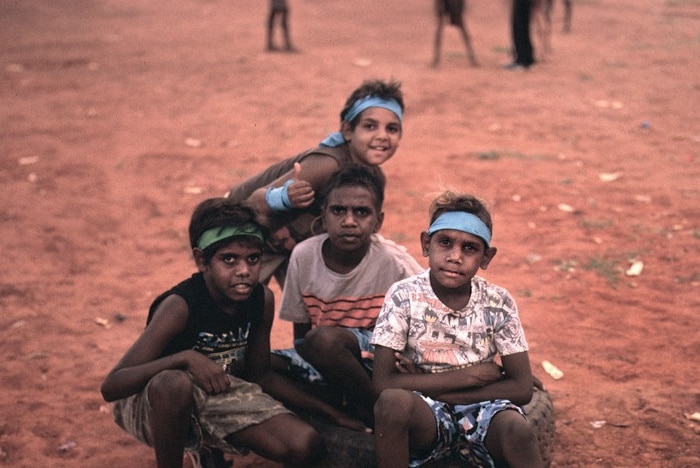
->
xmin=183 ymin=350 xmax=231 ymax=395
xmin=394 ymin=352 xmax=424 ymax=374
xmin=468 ymin=362 xmax=505 ymax=386
xmin=286 ymin=162 xmax=315 ymax=208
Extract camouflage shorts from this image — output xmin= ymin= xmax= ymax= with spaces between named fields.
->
xmin=111 ymin=373 xmax=291 ymax=454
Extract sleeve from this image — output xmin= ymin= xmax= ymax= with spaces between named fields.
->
xmin=370 ymin=281 xmax=411 ymax=351
xmin=277 ymin=248 xmax=311 ymax=323
xmin=490 ymin=288 xmax=529 ymax=356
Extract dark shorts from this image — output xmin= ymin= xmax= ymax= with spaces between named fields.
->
xmin=410 ymin=395 xmax=525 ymax=467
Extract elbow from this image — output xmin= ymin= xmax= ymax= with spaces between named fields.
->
xmin=100 ymin=372 xmax=123 ymax=403
xmin=511 ymin=382 xmax=534 ymax=406
xmin=100 ymin=381 xmax=117 ymax=403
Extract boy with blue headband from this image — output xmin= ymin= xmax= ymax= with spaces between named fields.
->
xmin=226 ymin=79 xmax=404 ymax=288
xmin=101 ymin=198 xmax=361 ymax=468
xmin=370 ymin=191 xmax=543 ymax=468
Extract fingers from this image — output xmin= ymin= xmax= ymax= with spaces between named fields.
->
xmin=206 ymin=373 xmax=231 ymax=394
xmin=292 ymin=161 xmax=302 ymax=180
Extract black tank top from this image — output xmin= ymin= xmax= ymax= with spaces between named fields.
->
xmin=147 ymin=273 xmax=265 ymax=372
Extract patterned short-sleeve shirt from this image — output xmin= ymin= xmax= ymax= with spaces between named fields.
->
xmin=370 ymin=270 xmax=528 ymax=373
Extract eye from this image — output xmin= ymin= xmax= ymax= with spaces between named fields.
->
xmin=247 ymin=254 xmax=261 ymax=265
xmin=386 ymin=124 xmax=401 ymax=134
xmin=222 ymin=254 xmax=237 ymax=264
xmin=362 ymin=121 xmax=377 ymax=130
xmin=331 ymin=206 xmax=346 ymax=216
xmin=354 ymin=208 xmax=370 ymax=218
xmin=462 ymin=243 xmax=480 ymax=253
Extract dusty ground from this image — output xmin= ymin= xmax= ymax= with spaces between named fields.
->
xmin=1 ymin=0 xmax=699 ymax=466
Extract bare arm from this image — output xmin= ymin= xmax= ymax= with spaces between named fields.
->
xmin=433 ymin=352 xmax=534 ymax=405
xmin=372 ymin=345 xmax=503 ymax=399
xmin=100 ymin=295 xmax=230 ymax=401
xmin=245 ymin=155 xmax=341 ymax=220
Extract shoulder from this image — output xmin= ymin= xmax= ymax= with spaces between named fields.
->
xmin=288 ymin=234 xmax=326 ymax=266
xmin=292 ymin=233 xmax=327 ymax=255
xmin=371 ymin=235 xmax=423 ymax=273
xmin=387 ymin=271 xmax=426 ymax=296
xmin=147 ymin=274 xmax=201 ymax=323
xmin=472 ymin=275 xmax=517 ymax=309
xmin=473 ymin=275 xmax=512 ymax=298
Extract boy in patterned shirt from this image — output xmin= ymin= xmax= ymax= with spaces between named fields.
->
xmin=370 ymin=190 xmax=543 ymax=468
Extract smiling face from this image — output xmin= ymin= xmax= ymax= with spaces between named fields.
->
xmin=194 ymin=238 xmax=263 ymax=308
xmin=342 ymin=107 xmax=402 ymax=166
xmin=322 ymin=185 xmax=383 ymax=258
xmin=421 ymin=228 xmax=497 ymax=298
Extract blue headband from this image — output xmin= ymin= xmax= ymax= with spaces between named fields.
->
xmin=320 ymin=95 xmax=403 ymax=147
xmin=427 ymin=212 xmax=492 ymax=248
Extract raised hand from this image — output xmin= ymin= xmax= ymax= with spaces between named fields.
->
xmin=285 ymin=162 xmax=315 ymax=209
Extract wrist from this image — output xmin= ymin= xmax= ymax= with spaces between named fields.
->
xmin=265 ymin=179 xmax=294 ymax=212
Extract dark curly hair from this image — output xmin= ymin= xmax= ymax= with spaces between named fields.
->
xmin=428 ymin=191 xmax=493 ymax=235
xmin=188 ymin=198 xmax=270 ymax=262
xmin=339 ymin=79 xmax=404 ymax=128
xmin=320 ymin=165 xmax=385 ymax=211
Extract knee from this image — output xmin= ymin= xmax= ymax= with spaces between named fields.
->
xmin=490 ymin=410 xmax=538 ymax=450
xmin=374 ymin=388 xmax=415 ymax=428
xmin=301 ymin=327 xmax=348 ymax=359
xmin=148 ymin=370 xmax=194 ymax=414
xmin=283 ymin=424 xmax=323 ymax=464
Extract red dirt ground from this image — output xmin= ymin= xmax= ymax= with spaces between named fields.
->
xmin=1 ymin=0 xmax=698 ymax=466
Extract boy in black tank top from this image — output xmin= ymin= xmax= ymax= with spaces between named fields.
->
xmin=101 ymin=198 xmax=363 ymax=468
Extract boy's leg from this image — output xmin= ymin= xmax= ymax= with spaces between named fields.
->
xmin=280 ymin=11 xmax=293 ymax=50
xmin=373 ymin=389 xmax=438 ymax=468
xmin=148 ymin=370 xmax=196 ymax=468
xmin=266 ymin=9 xmax=278 ymax=50
xmin=225 ymin=413 xmax=322 ymax=465
xmin=297 ymin=327 xmax=374 ymax=423
xmin=432 ymin=7 xmax=444 ymax=67
xmin=484 ymin=409 xmax=543 ymax=468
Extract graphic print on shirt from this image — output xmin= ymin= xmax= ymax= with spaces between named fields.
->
xmin=194 ymin=323 xmax=251 ymax=373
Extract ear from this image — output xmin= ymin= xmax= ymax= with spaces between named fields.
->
xmin=192 ymin=248 xmax=208 ymax=272
xmin=480 ymin=246 xmax=498 ymax=270
xmin=340 ymin=120 xmax=353 ymax=141
xmin=374 ymin=210 xmax=384 ymax=233
xmin=420 ymin=231 xmax=431 ymax=257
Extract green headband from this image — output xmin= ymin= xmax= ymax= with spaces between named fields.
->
xmin=197 ymin=224 xmax=264 ymax=250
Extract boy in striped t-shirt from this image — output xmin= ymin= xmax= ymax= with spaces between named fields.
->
xmin=274 ymin=165 xmax=422 ymax=428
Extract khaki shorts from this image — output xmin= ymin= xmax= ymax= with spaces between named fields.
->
xmin=111 ymin=374 xmax=291 ymax=454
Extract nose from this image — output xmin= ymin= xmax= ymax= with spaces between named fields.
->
xmin=234 ymin=261 xmax=251 ymax=277
xmin=340 ymin=211 xmax=358 ymax=227
xmin=446 ymin=246 xmax=462 ymax=263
